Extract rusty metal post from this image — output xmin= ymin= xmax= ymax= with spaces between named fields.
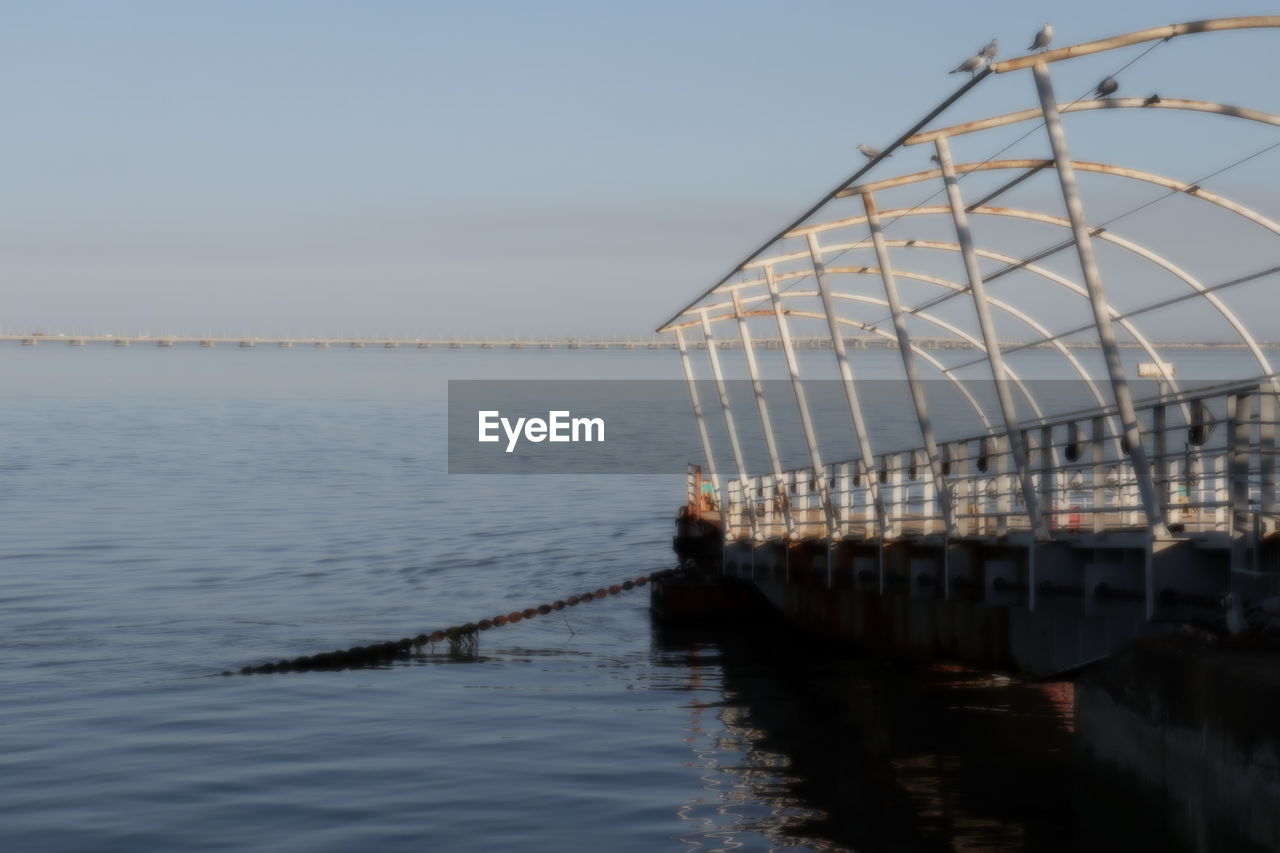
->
xmin=1032 ymin=61 xmax=1168 ymax=538
xmin=854 ymin=197 xmax=956 ymax=536
xmin=731 ymin=289 xmax=797 ymax=539
xmin=699 ymin=310 xmax=760 ymax=542
xmin=762 ymin=266 xmax=839 ymax=540
xmin=675 ymin=327 xmax=730 ymax=534
xmin=934 ymin=135 xmax=1047 ymax=541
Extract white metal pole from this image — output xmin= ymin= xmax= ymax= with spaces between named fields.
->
xmin=762 ymin=266 xmax=841 ymax=540
xmin=675 ymin=327 xmax=730 ymax=535
xmin=1032 ymin=61 xmax=1168 ymax=538
xmin=732 ymin=289 xmax=797 ymax=539
xmin=855 ymin=198 xmax=956 ymax=536
xmin=699 ymin=310 xmax=761 ymax=542
xmin=934 ymin=135 xmax=1048 ymax=541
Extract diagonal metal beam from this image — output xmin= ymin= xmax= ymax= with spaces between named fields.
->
xmin=763 ymin=267 xmax=844 ymax=540
xmin=674 ymin=327 xmax=729 ymax=534
xmin=857 ymin=195 xmax=955 ymax=535
xmin=1032 ymin=61 xmax=1167 ymax=536
xmin=731 ymin=289 xmax=797 ymax=539
xmin=654 ymin=72 xmax=992 ymax=333
xmin=933 ymin=135 xmax=1047 ymax=539
xmin=699 ymin=310 xmax=760 ymax=541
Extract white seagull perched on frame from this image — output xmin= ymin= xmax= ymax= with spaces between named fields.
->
xmin=1029 ymin=23 xmax=1052 ymax=51
xmin=950 ymin=54 xmax=986 ymax=76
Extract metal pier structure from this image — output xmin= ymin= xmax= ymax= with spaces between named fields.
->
xmin=660 ymin=17 xmax=1280 ymax=676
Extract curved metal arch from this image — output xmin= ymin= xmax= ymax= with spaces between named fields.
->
xmin=906 ymin=99 xmax=1280 ymax=146
xmin=834 ymin=160 xmax=1280 ymax=237
xmin=830 ymin=268 xmax=1109 ymax=411
xmin=768 ymin=202 xmax=1269 ymax=381
xmin=819 ymin=236 xmax=1181 ymax=391
xmin=811 ymin=293 xmax=1050 ymax=423
xmin=991 ymin=17 xmax=1280 ymax=73
xmin=691 ymin=266 xmax=1110 ymax=414
xmin=722 ymin=289 xmax=1049 ymax=428
xmin=667 ymin=307 xmax=996 ymax=432
xmin=734 ymin=231 xmax=1181 ymax=390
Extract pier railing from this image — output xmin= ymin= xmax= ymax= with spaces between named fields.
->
xmin=720 ymin=380 xmax=1278 ymax=550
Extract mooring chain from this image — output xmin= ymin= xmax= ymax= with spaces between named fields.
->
xmin=228 ymin=569 xmax=677 ymax=675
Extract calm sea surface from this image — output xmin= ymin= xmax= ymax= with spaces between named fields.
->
xmin=1 ymin=346 xmax=1266 ymax=851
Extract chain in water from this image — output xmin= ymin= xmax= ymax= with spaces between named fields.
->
xmin=229 ymin=569 xmax=676 ymax=675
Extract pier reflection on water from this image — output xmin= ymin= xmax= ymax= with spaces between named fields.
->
xmin=653 ymin=623 xmax=1075 ymax=851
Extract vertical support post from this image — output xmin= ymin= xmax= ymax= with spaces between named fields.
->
xmin=1092 ymin=416 xmax=1106 ymax=535
xmin=934 ymin=135 xmax=1046 ymax=540
xmin=699 ymin=310 xmax=760 ymax=542
xmin=855 ymin=196 xmax=956 ymax=536
xmin=731 ymin=289 xmax=797 ymax=539
xmin=1229 ymin=393 xmax=1252 ymax=575
xmin=1031 ymin=61 xmax=1167 ymax=538
xmin=795 ymin=242 xmax=887 ymax=539
xmin=1040 ymin=425 xmax=1054 ymax=529
xmin=1261 ymin=391 xmax=1277 ymax=535
xmin=674 ymin=327 xmax=729 ymax=534
xmin=1153 ymin=402 xmax=1170 ymax=521
xmin=762 ymin=266 xmax=840 ymax=540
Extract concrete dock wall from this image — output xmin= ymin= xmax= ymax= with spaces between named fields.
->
xmin=1074 ymin=636 xmax=1280 ymax=852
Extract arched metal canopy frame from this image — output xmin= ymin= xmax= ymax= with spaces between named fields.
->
xmin=905 ymin=98 xmax=1280 ymax=146
xmin=659 ymin=16 xmax=1280 ymax=555
xmin=708 ymin=232 xmax=1187 ymax=397
xmin=724 ymin=189 xmax=1275 ymax=385
xmin=667 ymin=307 xmax=997 ymax=433
xmin=688 ymin=275 xmax=1106 ymax=431
xmin=655 ymin=16 xmax=1280 ymax=335
xmin=693 ymin=267 xmax=1109 ymax=408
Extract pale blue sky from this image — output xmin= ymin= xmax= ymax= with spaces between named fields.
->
xmin=4 ymin=1 xmax=1277 ymax=338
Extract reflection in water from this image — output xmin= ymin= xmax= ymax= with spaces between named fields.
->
xmin=653 ymin=624 xmax=1075 ymax=852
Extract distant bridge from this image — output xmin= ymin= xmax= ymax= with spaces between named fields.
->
xmin=2 ymin=333 xmax=1274 ymax=351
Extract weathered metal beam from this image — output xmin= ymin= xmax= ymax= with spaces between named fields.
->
xmin=858 ymin=194 xmax=955 ymax=534
xmin=699 ymin=310 xmax=760 ymax=541
xmin=1032 ymin=61 xmax=1167 ymax=537
xmin=674 ymin=327 xmax=729 ymax=533
xmin=654 ymin=71 xmax=993 ymax=333
xmin=907 ymin=98 xmax=1280 ymax=146
xmin=954 ymin=264 xmax=1280 ymax=368
xmin=731 ymin=289 xmax=796 ymax=539
xmin=834 ymin=161 xmax=1280 ymax=238
xmin=992 ymin=17 xmax=1280 ymax=73
xmin=932 ymin=135 xmax=1047 ymax=539
xmin=777 ymin=203 xmax=1264 ymax=386
xmin=763 ymin=267 xmax=842 ymax=539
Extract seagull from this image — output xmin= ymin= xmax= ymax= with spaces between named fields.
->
xmin=1094 ymin=76 xmax=1119 ymax=98
xmin=950 ymin=54 xmax=986 ymax=76
xmin=1144 ymin=93 xmax=1162 ymax=105
xmin=1029 ymin=23 xmax=1052 ymax=51
xmin=858 ymin=144 xmax=889 ymax=159
xmin=978 ymin=38 xmax=998 ymax=60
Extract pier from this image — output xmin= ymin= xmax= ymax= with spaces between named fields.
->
xmin=660 ymin=18 xmax=1280 ymax=851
